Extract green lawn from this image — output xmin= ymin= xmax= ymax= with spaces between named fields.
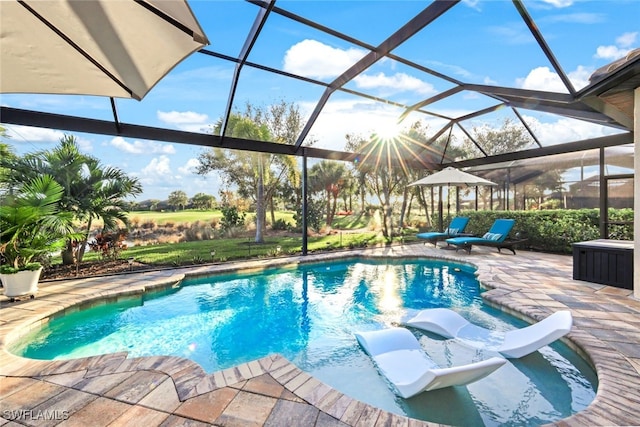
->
xmin=331 ymin=212 xmax=370 ymax=229
xmin=128 ymin=210 xmax=223 ymax=225
xmin=76 ymin=209 xmax=417 ymax=268
xmin=80 ymin=231 xmax=415 ymax=266
xmin=87 ymin=209 xmax=297 ymax=229
xmin=127 ymin=209 xmax=296 ymax=226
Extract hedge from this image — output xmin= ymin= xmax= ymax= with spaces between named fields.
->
xmin=432 ymin=208 xmax=633 ymax=254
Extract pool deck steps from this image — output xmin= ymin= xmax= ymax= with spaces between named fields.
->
xmin=1 ymin=244 xmax=639 ymax=426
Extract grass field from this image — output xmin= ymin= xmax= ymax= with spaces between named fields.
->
xmin=126 ymin=209 xmax=297 ymax=227
xmin=80 ymin=231 xmax=415 ymax=265
xmin=74 ymin=209 xmax=418 ymax=267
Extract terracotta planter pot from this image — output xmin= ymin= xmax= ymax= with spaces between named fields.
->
xmin=1 ymin=267 xmax=42 ymax=301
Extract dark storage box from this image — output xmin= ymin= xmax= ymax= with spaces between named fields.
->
xmin=573 ymin=239 xmax=633 ymax=289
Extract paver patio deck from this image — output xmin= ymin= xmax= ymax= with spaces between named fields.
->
xmin=1 ymin=243 xmax=639 ymax=426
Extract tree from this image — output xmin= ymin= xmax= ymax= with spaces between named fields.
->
xmin=167 ymin=190 xmax=188 ymax=211
xmin=198 ymin=116 xmax=271 ymax=242
xmin=347 ymin=123 xmax=441 ymax=238
xmin=2 ymin=135 xmax=142 ymax=265
xmin=0 ymin=142 xmax=17 ymax=194
xmin=345 ymin=133 xmax=370 ymax=214
xmin=462 ymin=118 xmax=563 ymax=210
xmin=401 ymin=121 xmax=460 ymax=227
xmin=309 ymin=160 xmax=348 ymax=227
xmin=191 ymin=192 xmax=216 ymax=210
xmin=198 ymin=101 xmax=306 ymax=243
xmin=0 ymin=175 xmax=80 ymax=271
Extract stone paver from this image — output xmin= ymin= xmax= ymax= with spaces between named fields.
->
xmin=1 ymin=244 xmax=639 ymax=426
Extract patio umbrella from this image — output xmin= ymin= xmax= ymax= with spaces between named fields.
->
xmin=408 ymin=166 xmax=497 ymax=231
xmin=0 ymin=0 xmax=209 ymax=101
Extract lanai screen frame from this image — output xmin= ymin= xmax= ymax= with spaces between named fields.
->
xmin=1 ymin=0 xmax=637 ymax=254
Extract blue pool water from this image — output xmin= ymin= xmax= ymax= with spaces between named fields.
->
xmin=13 ymin=258 xmax=596 ymax=426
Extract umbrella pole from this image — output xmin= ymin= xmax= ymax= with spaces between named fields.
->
xmin=438 ymin=186 xmax=444 ymax=232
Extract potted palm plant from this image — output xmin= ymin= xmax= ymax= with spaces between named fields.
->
xmin=0 ymin=175 xmax=79 ymax=301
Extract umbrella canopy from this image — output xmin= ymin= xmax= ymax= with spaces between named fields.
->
xmin=408 ymin=167 xmax=498 ymax=187
xmin=408 ymin=167 xmax=497 ymax=232
xmin=0 ymin=0 xmax=209 ymax=101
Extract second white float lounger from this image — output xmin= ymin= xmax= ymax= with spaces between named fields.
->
xmin=403 ymin=308 xmax=573 ymax=358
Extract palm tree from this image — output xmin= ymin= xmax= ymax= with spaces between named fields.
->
xmin=309 ymin=161 xmax=348 ymax=227
xmin=200 ymin=115 xmax=272 ymax=243
xmin=0 ymin=175 xmax=79 ymax=271
xmin=3 ymin=135 xmax=142 ymax=265
xmin=71 ymin=158 xmax=142 ymax=263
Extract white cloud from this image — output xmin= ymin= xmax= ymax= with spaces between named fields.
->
xmin=283 ymin=39 xmax=435 ymax=97
xmin=543 ymin=13 xmax=604 ymax=24
xmin=540 ymin=0 xmax=573 ymax=7
xmin=425 ymin=60 xmax=474 ymax=80
xmin=594 ymin=32 xmax=637 ymax=60
xmin=157 ymin=110 xmax=211 ymax=132
xmin=483 ymin=76 xmax=498 ymax=85
xmin=595 ymin=45 xmax=631 ymax=61
xmin=109 ymin=136 xmax=176 ymax=155
xmin=130 ymin=155 xmax=217 ymax=199
xmin=461 ymin=0 xmax=481 ymax=11
xmin=516 ymin=65 xmax=591 ymax=92
xmin=354 ymin=72 xmax=436 ymax=96
xmin=567 ymin=66 xmax=592 ymax=90
xmin=158 ymin=110 xmax=208 ymax=124
xmin=283 ymin=39 xmax=366 ymax=79
xmin=137 ymin=155 xmax=173 ymax=184
xmin=298 ymin=99 xmax=398 ymax=151
xmin=516 ymin=67 xmax=566 ymax=92
xmin=299 ymin=98 xmax=452 ymax=152
xmin=5 ymin=125 xmax=65 ymax=143
xmin=4 ymin=125 xmax=94 ymax=153
xmin=522 ymin=114 xmax=623 ymax=145
xmin=616 ymin=32 xmax=638 ymax=48
xmin=487 ymin=23 xmax=534 ymax=45
xmin=178 ymin=158 xmax=201 ymax=175
xmin=520 ymin=31 xmax=638 ymax=92
xmin=143 ymin=156 xmax=172 ymax=175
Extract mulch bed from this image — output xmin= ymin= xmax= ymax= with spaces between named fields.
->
xmin=41 ymin=259 xmax=153 ymax=281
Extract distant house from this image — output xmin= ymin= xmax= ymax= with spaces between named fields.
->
xmin=135 ymin=199 xmax=171 ymax=211
xmin=565 ymin=176 xmax=633 ymax=209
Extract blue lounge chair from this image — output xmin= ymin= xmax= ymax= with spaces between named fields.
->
xmin=445 ymin=219 xmax=516 ymax=254
xmin=416 ymin=217 xmax=470 ymax=246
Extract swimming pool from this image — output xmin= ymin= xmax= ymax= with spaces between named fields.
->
xmin=13 ymin=257 xmax=596 ymax=426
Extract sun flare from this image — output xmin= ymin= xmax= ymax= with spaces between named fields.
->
xmin=372 ymin=119 xmax=403 ymax=141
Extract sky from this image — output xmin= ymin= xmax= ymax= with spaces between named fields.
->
xmin=1 ymin=0 xmax=638 ymax=201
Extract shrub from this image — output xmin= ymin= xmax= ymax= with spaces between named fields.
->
xmin=271 ymin=218 xmax=290 ymax=231
xmin=0 ymin=262 xmax=42 ymax=275
xmin=457 ymin=208 xmax=631 ymax=254
xmin=292 ymin=198 xmax=323 ymax=232
xmin=89 ymin=229 xmax=128 ymax=260
xmin=184 ymin=221 xmax=215 ymax=241
xmin=220 ymin=206 xmax=246 ymax=232
xmin=130 ymin=216 xmax=141 ymax=228
xmin=141 ymin=219 xmax=157 ymax=230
